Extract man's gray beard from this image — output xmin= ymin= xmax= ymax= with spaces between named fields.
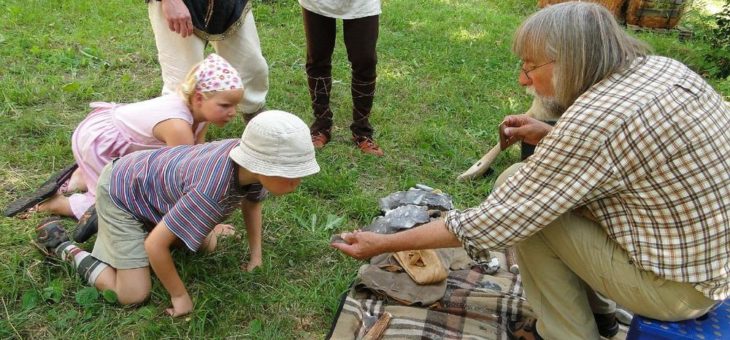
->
xmin=526 ymin=87 xmax=565 ymax=118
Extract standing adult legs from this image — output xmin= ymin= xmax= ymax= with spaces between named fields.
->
xmin=213 ymin=10 xmax=269 ymax=115
xmin=343 ymin=15 xmax=379 ymax=140
xmin=147 ymin=1 xmax=206 ymax=96
xmin=302 ymin=8 xmax=337 ymax=143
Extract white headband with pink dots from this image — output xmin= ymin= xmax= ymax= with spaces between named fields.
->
xmin=195 ymin=53 xmax=243 ymax=93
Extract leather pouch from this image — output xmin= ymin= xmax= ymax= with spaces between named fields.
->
xmin=392 ymin=249 xmax=448 ymax=285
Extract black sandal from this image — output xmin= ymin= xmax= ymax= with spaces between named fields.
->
xmin=73 ymin=205 xmax=98 ymax=243
xmin=4 ymin=163 xmax=78 ymax=217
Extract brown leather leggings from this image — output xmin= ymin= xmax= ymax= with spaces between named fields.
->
xmin=302 ymin=8 xmax=379 ymax=138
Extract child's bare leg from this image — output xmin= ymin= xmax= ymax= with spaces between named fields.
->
xmin=201 ymin=224 xmax=236 ymax=253
xmin=66 ymin=169 xmax=87 ymax=192
xmin=37 ymin=192 xmax=74 ymax=217
xmin=94 ymin=266 xmax=151 ymax=305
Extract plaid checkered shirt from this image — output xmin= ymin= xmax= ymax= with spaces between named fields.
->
xmin=445 ymin=56 xmax=729 ymax=300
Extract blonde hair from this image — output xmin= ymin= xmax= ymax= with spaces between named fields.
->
xmin=178 ymin=61 xmax=213 ymax=105
xmin=513 ymin=2 xmax=650 ymax=109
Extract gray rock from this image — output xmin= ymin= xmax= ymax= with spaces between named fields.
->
xmin=364 ymin=205 xmax=431 ymax=234
xmin=379 ymin=188 xmax=454 ymax=212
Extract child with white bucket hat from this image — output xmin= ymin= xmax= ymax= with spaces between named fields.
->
xmin=33 ymin=110 xmax=319 ymax=317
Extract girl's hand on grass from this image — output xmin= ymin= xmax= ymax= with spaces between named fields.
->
xmin=166 ymin=293 xmax=193 ymax=317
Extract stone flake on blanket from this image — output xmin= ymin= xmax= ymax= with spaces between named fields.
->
xmin=364 ymin=205 xmax=431 ymax=234
xmin=378 ymin=188 xmax=454 ymax=213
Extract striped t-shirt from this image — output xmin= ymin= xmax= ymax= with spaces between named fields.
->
xmin=109 ymin=139 xmax=257 ymax=251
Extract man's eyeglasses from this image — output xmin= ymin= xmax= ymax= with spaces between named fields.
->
xmin=520 ymin=61 xmax=554 ymax=81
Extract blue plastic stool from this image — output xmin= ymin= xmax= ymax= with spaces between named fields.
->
xmin=626 ymin=300 xmax=729 ymax=340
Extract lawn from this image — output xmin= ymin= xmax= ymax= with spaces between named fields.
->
xmin=1 ymin=0 xmax=728 ymax=338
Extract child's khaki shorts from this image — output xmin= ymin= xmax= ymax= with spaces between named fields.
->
xmin=91 ymin=162 xmax=150 ymax=270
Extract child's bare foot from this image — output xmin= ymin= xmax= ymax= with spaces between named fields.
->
xmin=201 ymin=224 xmax=236 ymax=252
xmin=36 ymin=192 xmax=74 ymax=217
xmin=65 ymin=169 xmax=87 ymax=193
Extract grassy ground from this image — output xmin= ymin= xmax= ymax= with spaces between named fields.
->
xmin=1 ymin=0 xmax=727 ymax=338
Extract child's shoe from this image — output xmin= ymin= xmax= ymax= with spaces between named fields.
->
xmin=353 ymin=135 xmax=384 ymax=157
xmin=73 ymin=205 xmax=98 ymax=243
xmin=34 ymin=217 xmax=69 ymax=257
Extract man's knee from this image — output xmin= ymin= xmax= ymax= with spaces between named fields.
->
xmin=514 ymin=213 xmax=589 ymax=261
xmin=495 ymin=162 xmax=524 ymax=187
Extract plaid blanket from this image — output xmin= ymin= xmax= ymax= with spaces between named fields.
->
xmin=327 ymin=251 xmax=534 ymax=339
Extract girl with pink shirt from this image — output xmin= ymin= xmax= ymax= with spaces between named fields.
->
xmin=5 ymin=53 xmax=244 ymax=226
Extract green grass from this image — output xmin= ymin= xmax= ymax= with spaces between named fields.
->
xmin=1 ymin=0 xmax=728 ymax=338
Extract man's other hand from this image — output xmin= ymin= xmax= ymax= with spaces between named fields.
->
xmin=161 ymin=0 xmax=194 ymax=37
xmin=502 ymin=114 xmax=553 ymax=145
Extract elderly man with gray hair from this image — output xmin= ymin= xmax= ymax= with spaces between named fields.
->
xmin=332 ymin=2 xmax=729 ymax=339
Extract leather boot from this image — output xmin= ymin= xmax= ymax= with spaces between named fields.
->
xmin=350 ymin=76 xmax=375 ymax=139
xmin=307 ymin=75 xmax=333 ymax=140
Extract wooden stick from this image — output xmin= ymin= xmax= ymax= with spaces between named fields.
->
xmin=505 ymin=247 xmax=519 ymax=274
xmin=457 ymin=144 xmax=502 ymax=181
xmin=363 ymin=312 xmax=393 ymax=340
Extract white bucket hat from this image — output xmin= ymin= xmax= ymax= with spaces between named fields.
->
xmin=229 ymin=110 xmax=320 ymax=178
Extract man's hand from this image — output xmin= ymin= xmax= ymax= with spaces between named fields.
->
xmin=501 ymin=114 xmax=553 ymax=146
xmin=330 ymin=230 xmax=385 ymax=260
xmin=166 ymin=293 xmax=193 ymax=317
xmin=161 ymin=0 xmax=194 ymax=37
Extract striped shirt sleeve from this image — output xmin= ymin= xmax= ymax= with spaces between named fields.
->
xmin=163 ymin=188 xmax=224 ymax=252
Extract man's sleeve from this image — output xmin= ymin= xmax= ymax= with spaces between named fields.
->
xmin=445 ymin=131 xmax=616 ymax=260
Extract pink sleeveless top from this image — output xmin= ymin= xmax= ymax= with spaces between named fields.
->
xmin=71 ymin=94 xmax=206 ymax=196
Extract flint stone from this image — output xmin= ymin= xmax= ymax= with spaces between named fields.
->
xmin=364 ymin=205 xmax=431 ymax=234
xmin=481 ymin=257 xmax=500 ymax=275
xmin=378 ymin=188 xmax=453 ymax=212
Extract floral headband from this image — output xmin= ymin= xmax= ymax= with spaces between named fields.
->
xmin=195 ymin=53 xmax=243 ymax=93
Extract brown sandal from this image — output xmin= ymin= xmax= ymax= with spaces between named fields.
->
xmin=353 ymin=135 xmax=384 ymax=157
xmin=311 ymin=131 xmax=330 ymax=149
